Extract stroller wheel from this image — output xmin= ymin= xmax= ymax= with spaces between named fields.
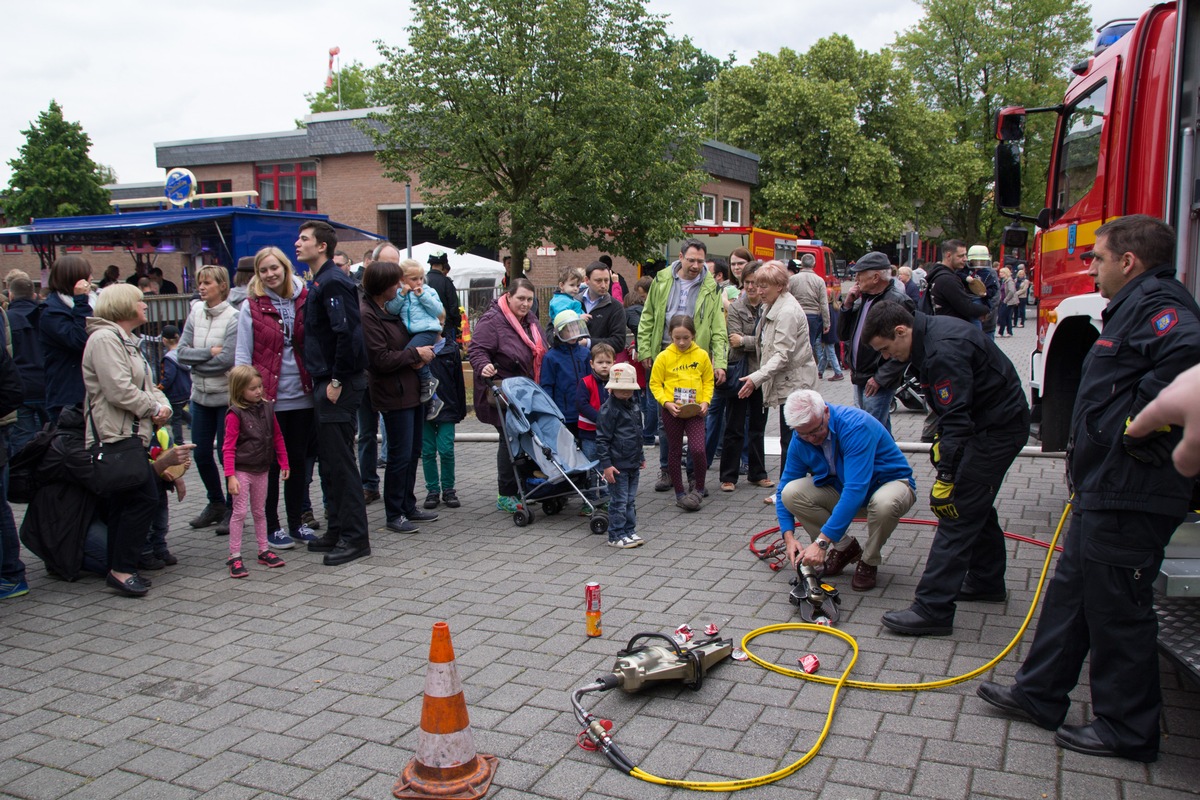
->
xmin=514 ymin=507 xmax=535 ymax=527
xmin=589 ymin=514 xmax=609 ymax=535
xmin=543 ymin=498 xmax=565 ymax=516
xmin=889 ymin=396 xmax=899 ymax=414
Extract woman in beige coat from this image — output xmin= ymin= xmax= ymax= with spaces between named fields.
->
xmin=82 ymin=284 xmax=173 ymax=597
xmin=735 ymin=261 xmax=817 ymax=498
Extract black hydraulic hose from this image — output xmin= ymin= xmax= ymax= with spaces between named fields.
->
xmin=618 ymin=631 xmax=684 ymax=657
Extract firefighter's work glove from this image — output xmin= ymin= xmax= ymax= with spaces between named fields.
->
xmin=929 ymin=434 xmax=942 ymax=469
xmin=930 ymin=478 xmax=959 ymax=520
xmin=1123 ymin=416 xmax=1173 ymax=467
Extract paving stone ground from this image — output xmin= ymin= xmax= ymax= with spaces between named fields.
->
xmin=1 ymin=321 xmax=1197 ymax=800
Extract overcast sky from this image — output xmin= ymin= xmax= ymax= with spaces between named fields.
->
xmin=1 ymin=0 xmax=1147 ymax=188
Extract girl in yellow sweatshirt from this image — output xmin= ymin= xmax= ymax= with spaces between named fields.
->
xmin=650 ymin=315 xmax=714 ymax=511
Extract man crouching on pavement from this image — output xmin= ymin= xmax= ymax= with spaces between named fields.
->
xmin=864 ymin=302 xmax=1029 ymax=635
xmin=776 ymin=389 xmax=916 ymax=591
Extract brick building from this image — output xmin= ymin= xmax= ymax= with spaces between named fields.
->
xmin=1 ymin=108 xmax=759 ymax=291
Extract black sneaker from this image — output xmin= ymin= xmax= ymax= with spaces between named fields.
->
xmin=408 ymin=509 xmax=440 ymax=523
xmin=138 ymin=554 xmax=166 ymax=571
xmin=155 ymin=551 xmax=178 ymax=566
xmin=215 ymin=508 xmax=232 ymax=536
xmin=386 ymin=517 xmax=419 ymax=533
xmin=423 ymin=492 xmax=441 ymax=509
xmin=441 ymin=489 xmax=460 ymax=508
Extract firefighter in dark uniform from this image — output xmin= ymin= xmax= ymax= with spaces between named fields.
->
xmin=977 ymin=215 xmax=1200 ymax=763
xmin=863 ymin=302 xmax=1029 ymax=635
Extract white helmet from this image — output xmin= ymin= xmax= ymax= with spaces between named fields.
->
xmin=967 ymin=245 xmax=991 ymax=269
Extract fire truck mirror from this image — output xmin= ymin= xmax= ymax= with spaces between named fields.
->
xmin=996 ymin=107 xmax=1027 ymax=141
xmin=995 ymin=142 xmax=1022 ymax=209
xmin=1002 ymin=225 xmax=1028 ymax=249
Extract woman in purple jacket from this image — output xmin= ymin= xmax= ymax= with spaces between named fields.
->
xmin=466 ymin=279 xmax=546 ymax=513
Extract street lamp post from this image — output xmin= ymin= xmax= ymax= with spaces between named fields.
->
xmin=911 ymin=199 xmax=925 ymax=269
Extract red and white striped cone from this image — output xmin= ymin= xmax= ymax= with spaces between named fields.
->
xmin=394 ymin=622 xmax=499 ymax=800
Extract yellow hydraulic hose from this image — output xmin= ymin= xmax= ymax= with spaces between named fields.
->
xmin=628 ymin=501 xmax=1072 ymax=792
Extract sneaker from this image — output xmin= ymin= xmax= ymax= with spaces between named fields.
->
xmin=608 ymin=536 xmax=639 ymax=549
xmin=676 ymin=492 xmax=702 ymax=512
xmin=290 ymin=524 xmax=319 ymax=543
xmin=827 ymin=374 xmax=845 ymax=382
xmin=189 ymin=501 xmax=226 ymax=529
xmin=424 ymin=492 xmax=441 ymax=509
xmin=425 ymin=396 xmax=445 ymax=421
xmin=215 ymin=508 xmax=232 ymax=536
xmin=227 ymin=557 xmax=248 ymax=579
xmin=268 ymin=529 xmax=296 ymax=550
xmin=654 ymin=469 xmax=672 ymax=492
xmin=258 ymin=550 xmax=286 ymax=568
xmin=300 ymin=510 xmax=321 ymax=530
xmin=408 ymin=509 xmax=440 ymax=522
xmin=155 ymin=551 xmax=178 ymax=566
xmin=496 ymin=495 xmax=519 ymax=513
xmin=627 ymin=533 xmax=645 ymax=546
xmin=0 ymin=579 xmax=29 ymax=600
xmin=137 ymin=554 xmax=166 ymax=571
xmin=386 ymin=517 xmax=420 ymax=533
xmin=420 ymin=377 xmax=440 ymax=404
xmin=442 ymin=489 xmax=460 ymax=508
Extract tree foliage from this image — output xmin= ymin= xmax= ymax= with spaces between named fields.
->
xmin=302 ymin=61 xmax=384 ymax=118
xmin=3 ymin=101 xmax=111 ymax=223
xmin=894 ymin=0 xmax=1092 ymax=247
xmin=707 ymin=35 xmax=965 ymax=254
xmin=367 ymin=0 xmax=708 ymax=273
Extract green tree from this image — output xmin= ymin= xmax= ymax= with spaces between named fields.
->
xmin=4 ymin=101 xmax=111 ymax=223
xmin=303 ymin=61 xmax=383 ymax=116
xmin=707 ymin=35 xmax=965 ymax=254
xmin=367 ymin=0 xmax=708 ymax=274
xmin=894 ymin=0 xmax=1092 ymax=247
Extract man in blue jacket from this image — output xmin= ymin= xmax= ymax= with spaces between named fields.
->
xmin=776 ymin=389 xmax=916 ymax=591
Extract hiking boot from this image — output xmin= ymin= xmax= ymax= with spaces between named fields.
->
xmin=189 ymin=502 xmax=226 ymax=529
xmin=227 ymin=557 xmax=248 ymax=579
xmin=257 ymin=551 xmax=286 ymax=568
xmin=300 ymin=510 xmax=321 ymax=530
xmin=676 ymin=491 xmax=702 ymax=512
xmin=442 ymin=489 xmax=460 ymax=508
xmin=823 ymin=537 xmax=863 ymax=578
xmin=424 ymin=491 xmax=440 ymax=509
xmin=654 ymin=470 xmax=672 ymax=492
xmin=364 ymin=488 xmax=381 ymax=505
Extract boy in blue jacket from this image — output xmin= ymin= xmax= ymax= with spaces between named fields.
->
xmin=596 ymin=363 xmax=645 ymax=548
xmin=540 ymin=310 xmax=590 ymax=437
xmin=386 ymin=259 xmax=446 ymax=419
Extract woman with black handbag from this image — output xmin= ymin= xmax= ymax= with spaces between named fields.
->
xmin=82 ymin=284 xmax=172 ymax=597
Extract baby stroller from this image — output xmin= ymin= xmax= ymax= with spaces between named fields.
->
xmin=890 ymin=362 xmax=927 ymax=414
xmin=492 ymin=377 xmax=609 ymax=533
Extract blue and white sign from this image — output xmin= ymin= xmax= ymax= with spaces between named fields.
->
xmin=164 ymin=168 xmax=197 ymax=206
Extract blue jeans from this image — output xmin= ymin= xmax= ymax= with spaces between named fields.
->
xmin=704 ymin=391 xmax=728 ymax=468
xmin=806 ymin=314 xmax=823 ymax=353
xmin=358 ymin=396 xmax=380 ymax=492
xmin=0 ymin=465 xmax=25 ymax=583
xmin=9 ymin=402 xmax=48 ymax=457
xmin=408 ymin=331 xmax=440 ymax=386
xmin=817 ymin=343 xmax=843 ymax=377
xmin=144 ymin=482 xmax=170 ymax=558
xmin=382 ymin=406 xmax=423 ymax=521
xmin=640 ymin=390 xmax=656 ymax=444
xmin=607 ymin=467 xmax=639 ymax=541
xmin=854 ymin=383 xmax=895 ymax=435
xmin=190 ymin=400 xmax=228 ymax=506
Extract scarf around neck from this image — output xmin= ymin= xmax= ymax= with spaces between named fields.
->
xmin=499 ymin=294 xmax=546 ymax=382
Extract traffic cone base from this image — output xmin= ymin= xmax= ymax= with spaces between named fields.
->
xmin=393 ymin=753 xmax=498 ymax=800
xmin=394 ymin=622 xmax=499 ymax=800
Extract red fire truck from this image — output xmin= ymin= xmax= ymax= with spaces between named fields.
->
xmin=679 ymin=226 xmax=837 ymax=280
xmin=993 ymin=0 xmax=1199 ymax=673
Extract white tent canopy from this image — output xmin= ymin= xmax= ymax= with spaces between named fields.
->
xmin=404 ymin=241 xmax=505 ymax=286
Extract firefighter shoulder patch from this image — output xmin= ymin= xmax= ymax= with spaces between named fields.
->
xmin=934 ymin=379 xmax=953 ymax=405
xmin=1151 ymin=308 xmax=1178 ymax=336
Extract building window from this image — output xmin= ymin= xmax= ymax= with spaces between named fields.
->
xmin=199 ymin=179 xmax=233 ymax=208
xmin=722 ymin=198 xmax=742 ymax=226
xmin=2 ymin=245 xmax=22 ymax=255
xmin=254 ymin=162 xmax=318 ymax=212
xmin=696 ymin=194 xmax=716 ymax=224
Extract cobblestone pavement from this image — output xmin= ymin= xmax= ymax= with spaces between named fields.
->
xmin=1 ymin=321 xmax=1197 ymax=800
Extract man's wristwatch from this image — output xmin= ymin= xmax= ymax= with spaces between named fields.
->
xmin=815 ymin=538 xmax=830 ymax=551
xmin=330 ymin=379 xmax=342 ymax=389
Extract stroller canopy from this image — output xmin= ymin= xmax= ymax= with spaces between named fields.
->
xmin=498 ymin=377 xmax=596 ymax=475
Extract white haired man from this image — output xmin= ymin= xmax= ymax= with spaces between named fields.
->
xmin=775 ymin=389 xmax=916 ymax=590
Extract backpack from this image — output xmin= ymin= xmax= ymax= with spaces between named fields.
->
xmin=7 ymin=425 xmax=55 ymax=504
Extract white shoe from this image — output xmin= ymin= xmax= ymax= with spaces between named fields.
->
xmin=763 ymin=494 xmax=776 ymax=505
xmin=608 ymin=536 xmax=639 ymax=549
xmin=627 ymin=533 xmax=645 ymax=546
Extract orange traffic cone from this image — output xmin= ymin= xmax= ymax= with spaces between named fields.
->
xmin=394 ymin=622 xmax=499 ymax=800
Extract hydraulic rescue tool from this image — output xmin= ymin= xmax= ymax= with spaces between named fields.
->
xmin=571 ymin=632 xmax=732 ymax=768
xmin=788 ymin=563 xmax=841 ymax=625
